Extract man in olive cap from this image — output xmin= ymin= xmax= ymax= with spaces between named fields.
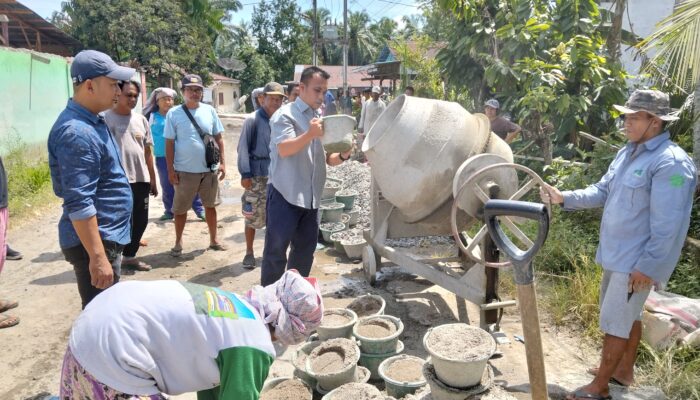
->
xmin=541 ymin=89 xmax=696 ymax=400
xmin=237 ymin=82 xmax=286 ymax=269
xmin=48 ymin=50 xmax=135 ymax=308
xmin=164 ymin=74 xmax=227 ymax=257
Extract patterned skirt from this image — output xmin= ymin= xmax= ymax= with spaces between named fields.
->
xmin=59 ymin=347 xmax=166 ymax=400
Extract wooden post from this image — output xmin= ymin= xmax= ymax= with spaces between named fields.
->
xmin=0 ymin=15 xmax=9 ymax=46
xmin=517 ymin=282 xmax=548 ymax=400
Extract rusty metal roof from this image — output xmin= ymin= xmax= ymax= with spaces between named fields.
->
xmin=0 ymin=0 xmax=81 ymax=56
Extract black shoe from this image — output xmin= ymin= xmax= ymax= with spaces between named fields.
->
xmin=242 ymin=254 xmax=256 ymax=269
xmin=6 ymin=246 xmax=22 ymax=260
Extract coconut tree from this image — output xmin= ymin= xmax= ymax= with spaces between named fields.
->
xmin=348 ymin=11 xmax=379 ymax=65
xmin=638 ymin=0 xmax=700 ymax=174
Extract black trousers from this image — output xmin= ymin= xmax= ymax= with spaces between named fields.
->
xmin=123 ymin=182 xmax=150 ymax=258
xmin=62 ymin=240 xmax=123 ymax=309
xmin=261 ymin=185 xmax=318 ymax=286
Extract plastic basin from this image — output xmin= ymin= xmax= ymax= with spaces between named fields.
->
xmin=378 ymin=355 xmax=427 ymax=398
xmin=306 ymin=338 xmax=361 ymax=392
xmin=293 ymin=340 xmax=323 ymax=387
xmin=422 ymin=323 xmax=495 ymax=388
xmin=359 ymin=340 xmax=404 ymax=381
xmin=321 ymin=202 xmax=345 ymax=223
xmin=335 ymin=191 xmax=357 ymax=211
xmin=353 ymin=315 xmax=403 ymax=354
xmin=317 ymin=308 xmax=358 ymax=340
xmin=260 ymin=377 xmax=312 ymax=400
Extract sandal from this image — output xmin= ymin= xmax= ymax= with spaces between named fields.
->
xmin=122 ymin=258 xmax=152 ymax=271
xmin=567 ymin=388 xmax=612 ymax=400
xmin=170 ymin=246 xmax=183 ymax=257
xmin=208 ymin=243 xmax=228 ymax=251
xmin=0 ymin=313 xmax=19 ymax=329
xmin=0 ymin=299 xmax=18 ymax=313
xmin=139 ymin=240 xmax=148 ymax=247
xmin=587 ymin=367 xmax=632 ymax=387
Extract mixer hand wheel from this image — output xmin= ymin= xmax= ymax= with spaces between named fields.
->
xmin=450 ymin=162 xmax=551 ymax=268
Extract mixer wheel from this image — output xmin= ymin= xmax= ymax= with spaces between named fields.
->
xmin=362 ymin=245 xmax=378 ymax=286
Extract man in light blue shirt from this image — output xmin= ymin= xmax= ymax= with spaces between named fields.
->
xmin=261 ymin=67 xmax=352 ymax=286
xmin=164 ymin=74 xmax=227 ymax=256
xmin=542 ymin=90 xmax=696 ymax=400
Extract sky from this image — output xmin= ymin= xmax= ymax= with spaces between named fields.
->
xmin=22 ymin=0 xmax=423 ymax=28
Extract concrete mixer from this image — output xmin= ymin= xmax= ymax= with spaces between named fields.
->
xmin=361 ymin=94 xmax=548 ymax=329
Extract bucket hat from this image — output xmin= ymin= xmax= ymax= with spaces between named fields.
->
xmin=613 ymin=89 xmax=679 ymax=121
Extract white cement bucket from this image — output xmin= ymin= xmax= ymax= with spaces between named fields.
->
xmin=322 ymin=115 xmax=356 ymax=153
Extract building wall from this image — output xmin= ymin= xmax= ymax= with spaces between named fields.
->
xmin=0 ymin=47 xmax=73 ymax=154
xmin=212 ymin=82 xmax=241 ymax=114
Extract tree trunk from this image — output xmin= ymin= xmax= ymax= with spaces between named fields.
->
xmin=606 ymin=0 xmax=626 ymax=62
xmin=694 ymin=83 xmax=700 ymax=177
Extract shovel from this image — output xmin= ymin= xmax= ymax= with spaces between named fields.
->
xmin=483 ymin=199 xmax=550 ymax=400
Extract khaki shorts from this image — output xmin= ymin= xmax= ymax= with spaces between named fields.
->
xmin=172 ymin=171 xmax=220 ymax=215
xmin=243 ymin=176 xmax=268 ymax=229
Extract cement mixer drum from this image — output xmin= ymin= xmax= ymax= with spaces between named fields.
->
xmin=452 ymin=154 xmax=519 ymax=219
xmin=362 ymin=95 xmax=511 ymax=223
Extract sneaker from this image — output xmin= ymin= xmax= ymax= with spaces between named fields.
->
xmin=242 ymin=254 xmax=256 ymax=269
xmin=6 ymin=246 xmax=22 ymax=260
xmin=159 ymin=213 xmax=174 ymax=221
xmin=197 ymin=213 xmax=206 ymax=221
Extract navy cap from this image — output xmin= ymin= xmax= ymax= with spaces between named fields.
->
xmin=181 ymin=74 xmax=205 ymax=89
xmin=70 ymin=50 xmax=135 ymax=84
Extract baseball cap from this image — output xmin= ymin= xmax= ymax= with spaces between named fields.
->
xmin=484 ymin=99 xmax=500 ymax=109
xmin=181 ymin=74 xmax=204 ymax=89
xmin=70 ymin=50 xmax=135 ymax=84
xmin=613 ymin=89 xmax=679 ymax=121
xmin=371 ymin=86 xmax=381 ymax=94
xmin=263 ymin=82 xmax=287 ymax=97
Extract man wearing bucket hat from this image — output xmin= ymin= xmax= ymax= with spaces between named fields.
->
xmin=48 ymin=50 xmax=135 ymax=309
xmin=540 ymin=89 xmax=696 ymax=400
xmin=237 ymin=82 xmax=286 ymax=269
xmin=484 ymin=99 xmax=521 ymax=144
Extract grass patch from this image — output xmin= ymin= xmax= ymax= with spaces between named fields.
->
xmin=2 ymin=134 xmax=57 ymax=224
xmin=636 ymin=343 xmax=700 ymax=400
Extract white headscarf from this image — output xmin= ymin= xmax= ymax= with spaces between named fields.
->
xmin=143 ymin=87 xmax=177 ymax=118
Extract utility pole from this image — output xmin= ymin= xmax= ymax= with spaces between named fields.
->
xmin=343 ymin=0 xmax=348 ymax=95
xmin=313 ymin=0 xmax=318 ymax=66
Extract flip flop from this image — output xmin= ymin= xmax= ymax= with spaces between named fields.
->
xmin=0 ymin=299 xmax=18 ymax=313
xmin=0 ymin=313 xmax=19 ymax=329
xmin=139 ymin=240 xmax=148 ymax=247
xmin=567 ymin=388 xmax=612 ymax=400
xmin=170 ymin=246 xmax=183 ymax=257
xmin=587 ymin=367 xmax=632 ymax=387
xmin=208 ymin=243 xmax=228 ymax=251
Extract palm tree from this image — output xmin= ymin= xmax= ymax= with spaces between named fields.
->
xmin=181 ymin=0 xmax=242 ymax=36
xmin=348 ymin=11 xmax=378 ymax=65
xmin=371 ymin=17 xmax=398 ymax=43
xmin=638 ymin=0 xmax=700 ymax=173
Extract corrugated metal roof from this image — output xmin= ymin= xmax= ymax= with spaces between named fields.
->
xmin=0 ymin=0 xmax=81 ymax=56
xmin=293 ymin=65 xmax=379 ymax=89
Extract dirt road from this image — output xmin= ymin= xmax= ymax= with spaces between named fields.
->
xmin=0 ymin=117 xmax=659 ymax=400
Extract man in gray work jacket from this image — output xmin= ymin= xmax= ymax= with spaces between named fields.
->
xmin=541 ymin=89 xmax=696 ymax=400
xmin=236 ymin=82 xmax=286 ymax=269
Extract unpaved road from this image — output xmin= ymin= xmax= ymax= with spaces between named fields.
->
xmin=0 ymin=117 xmax=660 ymax=400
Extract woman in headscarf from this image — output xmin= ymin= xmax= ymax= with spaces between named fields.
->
xmin=59 ymin=270 xmax=323 ymax=400
xmin=144 ymin=87 xmax=206 ymax=221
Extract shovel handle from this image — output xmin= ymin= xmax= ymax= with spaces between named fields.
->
xmin=484 ymin=199 xmax=549 ymax=285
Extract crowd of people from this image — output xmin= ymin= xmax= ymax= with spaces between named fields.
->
xmin=0 ymin=47 xmax=695 ymax=400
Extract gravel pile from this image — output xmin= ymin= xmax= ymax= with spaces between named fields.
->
xmin=328 ymin=161 xmax=455 ymax=249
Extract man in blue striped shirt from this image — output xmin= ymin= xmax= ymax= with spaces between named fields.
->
xmin=542 ymin=90 xmax=696 ymax=400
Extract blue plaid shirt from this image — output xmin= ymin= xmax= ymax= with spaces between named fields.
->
xmin=48 ymin=99 xmax=132 ymax=249
xmin=562 ymin=132 xmax=696 ymax=285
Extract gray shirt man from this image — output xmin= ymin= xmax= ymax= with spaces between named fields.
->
xmin=268 ymin=97 xmax=327 ymax=209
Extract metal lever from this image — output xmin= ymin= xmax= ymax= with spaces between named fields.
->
xmin=483 ymin=199 xmax=549 ymax=285
xmin=483 ymin=199 xmax=550 ymax=400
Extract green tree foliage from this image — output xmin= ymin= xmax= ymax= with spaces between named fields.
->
xmin=57 ymin=0 xmax=219 ymax=82
xmin=436 ymin=0 xmax=628 ymax=163
xmin=347 ymin=11 xmax=379 ymax=65
xmin=251 ymin=0 xmax=312 ymax=82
